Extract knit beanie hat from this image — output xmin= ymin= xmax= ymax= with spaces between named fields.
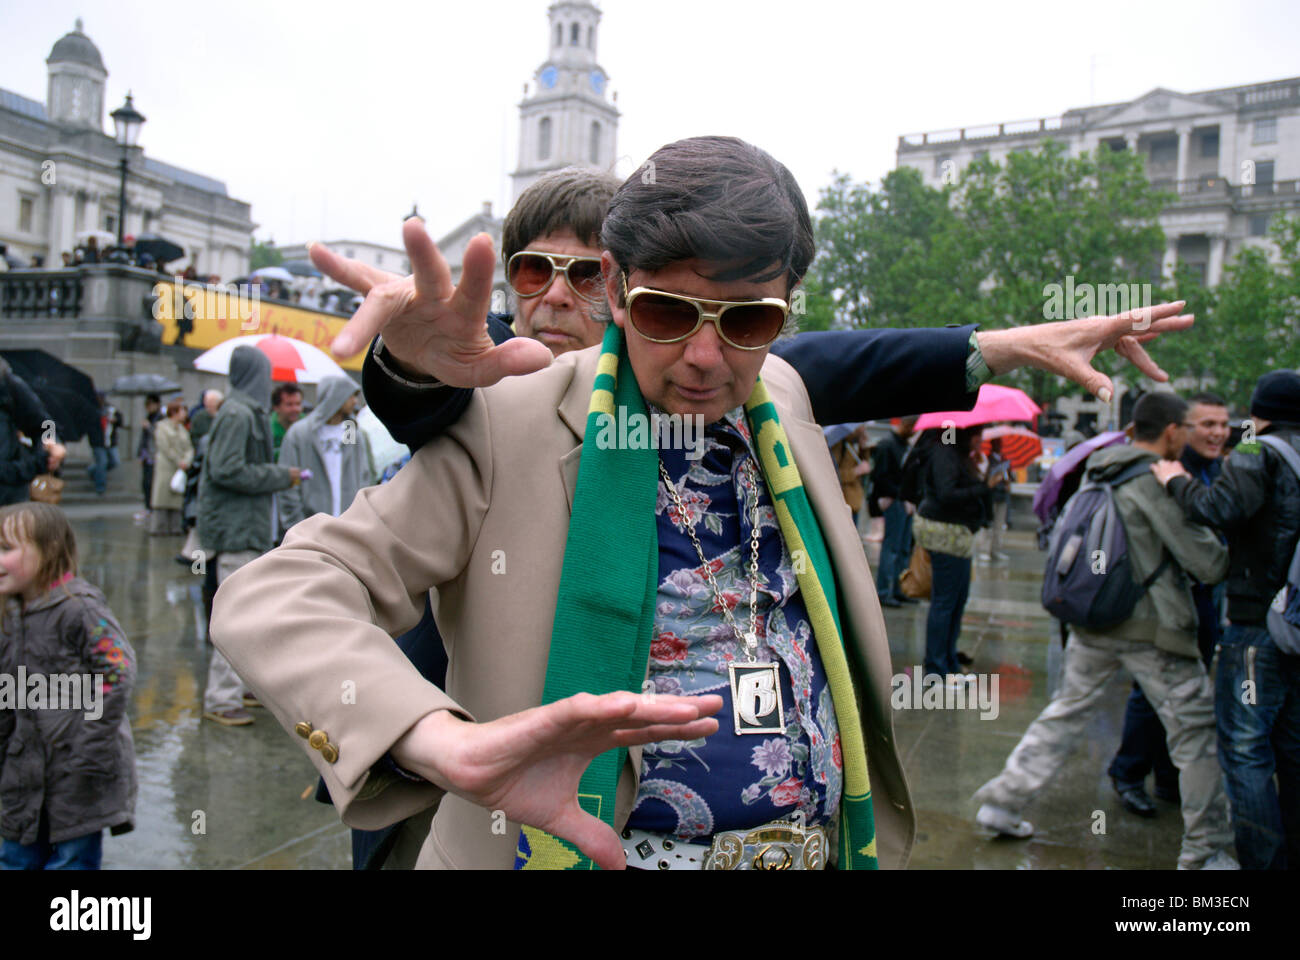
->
xmin=1250 ymin=370 xmax=1300 ymax=423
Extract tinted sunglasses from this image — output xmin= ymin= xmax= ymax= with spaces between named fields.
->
xmin=621 ymin=275 xmax=788 ymax=350
xmin=506 ymin=251 xmax=604 ymax=302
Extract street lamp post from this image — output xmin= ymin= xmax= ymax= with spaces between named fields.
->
xmin=109 ymin=92 xmax=146 ymax=248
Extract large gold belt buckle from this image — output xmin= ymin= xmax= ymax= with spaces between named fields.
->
xmin=703 ymin=820 xmax=827 ymax=870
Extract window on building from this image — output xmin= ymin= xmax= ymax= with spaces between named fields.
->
xmin=1148 ymin=137 xmax=1177 ymax=166
xmin=555 ymin=24 xmax=562 ymax=47
xmin=1200 ymin=130 xmax=1220 ymax=158
xmin=1253 ymin=116 xmax=1277 ymax=144
xmin=973 ymin=149 xmax=989 ymax=163
xmin=403 ymin=259 xmax=410 ymax=273
xmin=1253 ymin=159 xmax=1276 ymax=194
xmin=570 ymin=23 xmax=580 ymax=45
xmin=377 ymin=253 xmax=384 ymax=266
xmin=18 ymin=195 xmax=34 ymax=233
xmin=1249 ymin=213 xmax=1272 ymax=236
xmin=104 ymin=213 xmax=117 ymax=235
xmin=345 ymin=248 xmax=355 ymax=259
xmin=589 ymin=121 xmax=601 ymax=165
xmin=934 ymin=154 xmax=950 ymax=175
xmin=539 ymin=116 xmax=552 ymax=161
xmin=587 ymin=26 xmax=593 ymax=49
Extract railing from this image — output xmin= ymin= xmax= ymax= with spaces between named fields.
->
xmin=898 ymin=115 xmax=1081 ymax=149
xmin=1231 ymin=179 xmax=1300 ymax=199
xmin=0 ymin=268 xmax=84 ymax=318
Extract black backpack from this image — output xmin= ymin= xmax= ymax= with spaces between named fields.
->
xmin=1041 ymin=460 xmax=1170 ymax=631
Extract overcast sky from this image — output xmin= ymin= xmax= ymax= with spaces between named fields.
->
xmin=3 ymin=0 xmax=1297 ymax=254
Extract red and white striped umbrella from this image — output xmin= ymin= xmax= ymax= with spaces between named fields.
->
xmin=192 ymin=334 xmax=348 ymax=384
xmin=979 ymin=425 xmax=1043 ymax=469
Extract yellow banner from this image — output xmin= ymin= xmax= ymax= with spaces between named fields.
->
xmin=151 ymin=281 xmax=363 ymax=371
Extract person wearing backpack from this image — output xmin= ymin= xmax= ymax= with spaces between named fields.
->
xmin=1106 ymin=391 xmax=1230 ymax=818
xmin=974 ymin=392 xmax=1236 ymax=869
xmin=1153 ymin=370 xmax=1300 ymax=870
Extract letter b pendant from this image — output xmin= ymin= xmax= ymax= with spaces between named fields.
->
xmin=728 ymin=662 xmax=786 ymax=735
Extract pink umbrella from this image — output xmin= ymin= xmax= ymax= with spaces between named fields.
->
xmin=914 ymin=384 xmax=1041 ymax=431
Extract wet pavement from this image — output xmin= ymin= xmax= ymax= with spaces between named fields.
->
xmin=58 ymin=502 xmax=1183 ymax=870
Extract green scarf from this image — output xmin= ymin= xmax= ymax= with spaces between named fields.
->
xmin=515 ymin=323 xmax=877 ymax=870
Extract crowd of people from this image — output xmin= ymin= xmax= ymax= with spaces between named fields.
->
xmin=1 ymin=136 xmax=1296 ymax=874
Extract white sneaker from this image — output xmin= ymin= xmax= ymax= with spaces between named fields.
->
xmin=976 ymin=803 xmax=1034 ymax=838
xmin=1178 ymin=850 xmax=1240 ymax=870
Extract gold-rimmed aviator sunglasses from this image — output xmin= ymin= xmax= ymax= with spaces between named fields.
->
xmin=621 ymin=275 xmax=788 ymax=351
xmin=506 ymin=251 xmax=604 ymax=302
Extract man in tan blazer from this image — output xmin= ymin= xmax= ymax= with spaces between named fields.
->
xmin=213 ymin=136 xmax=1197 ymax=870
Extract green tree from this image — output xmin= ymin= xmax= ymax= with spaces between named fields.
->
xmin=250 ymin=239 xmax=283 ymax=271
xmin=804 ymin=168 xmax=983 ymax=333
xmin=807 ymin=142 xmax=1172 ymax=405
xmin=956 ymin=141 xmax=1169 ymax=403
xmin=1149 ymin=213 xmax=1300 ymax=410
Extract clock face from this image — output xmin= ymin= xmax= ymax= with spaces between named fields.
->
xmin=589 ymin=71 xmax=606 ymax=95
xmin=540 ymin=66 xmax=558 ymax=90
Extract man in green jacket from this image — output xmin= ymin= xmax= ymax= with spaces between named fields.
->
xmin=973 ymin=391 xmax=1236 ymax=869
xmin=198 ymin=346 xmax=301 ymax=726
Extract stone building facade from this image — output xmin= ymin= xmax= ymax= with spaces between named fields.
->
xmin=0 ymin=20 xmax=254 ymax=279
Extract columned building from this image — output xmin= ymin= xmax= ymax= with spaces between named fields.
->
xmin=0 ymin=20 xmax=254 ymax=278
xmin=896 ymin=77 xmax=1300 ymax=286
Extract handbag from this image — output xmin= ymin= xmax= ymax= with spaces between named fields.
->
xmin=899 ymin=542 xmax=932 ymax=599
xmin=30 ymin=473 xmax=64 ymax=504
xmin=169 ymin=467 xmax=188 ymax=494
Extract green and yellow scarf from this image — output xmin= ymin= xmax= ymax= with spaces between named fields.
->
xmin=514 ymin=323 xmax=877 ymax=870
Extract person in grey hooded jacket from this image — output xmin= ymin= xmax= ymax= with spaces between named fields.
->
xmin=197 ymin=346 xmax=301 ymax=726
xmin=277 ymin=375 xmax=374 ymax=530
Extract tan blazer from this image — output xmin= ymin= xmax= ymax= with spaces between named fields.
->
xmin=211 ymin=346 xmax=916 ymax=869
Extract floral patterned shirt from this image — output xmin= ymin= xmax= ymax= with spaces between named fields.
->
xmin=627 ymin=409 xmax=842 ymax=841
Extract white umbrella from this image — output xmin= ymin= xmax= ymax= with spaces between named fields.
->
xmin=75 ymin=229 xmax=117 ymax=246
xmin=250 ymin=266 xmax=295 ymax=283
xmin=192 ymin=334 xmax=349 ymax=384
xmin=355 ymin=405 xmax=408 ymax=476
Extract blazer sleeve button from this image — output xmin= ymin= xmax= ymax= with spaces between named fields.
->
xmin=295 ymin=722 xmax=313 ymax=739
xmin=320 ymin=742 xmax=339 ymax=764
xmin=308 ymin=730 xmax=328 ymax=750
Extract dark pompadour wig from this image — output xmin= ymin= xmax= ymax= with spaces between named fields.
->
xmin=601 ymin=137 xmax=814 ymax=297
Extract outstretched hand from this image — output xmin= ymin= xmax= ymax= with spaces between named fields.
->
xmin=310 ymin=219 xmax=553 ymax=387
xmin=391 ymin=691 xmax=723 ymax=870
xmin=977 ymin=301 xmax=1195 ymax=402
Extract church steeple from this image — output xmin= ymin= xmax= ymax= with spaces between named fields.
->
xmin=510 ymin=1 xmax=619 ymax=202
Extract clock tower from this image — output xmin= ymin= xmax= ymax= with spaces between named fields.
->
xmin=510 ymin=1 xmax=620 ymax=202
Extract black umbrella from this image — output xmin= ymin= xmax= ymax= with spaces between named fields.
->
xmin=133 ymin=233 xmax=186 ymax=264
xmin=4 ymin=252 xmax=26 ymax=269
xmin=111 ymin=373 xmax=182 ymax=395
xmin=281 ymin=258 xmax=324 ymax=278
xmin=0 ymin=350 xmax=101 ymax=443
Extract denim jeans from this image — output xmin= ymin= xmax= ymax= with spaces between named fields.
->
xmin=88 ymin=445 xmax=120 ymax=494
xmin=925 ymin=550 xmax=970 ymax=677
xmin=0 ymin=814 xmax=102 ymax=870
xmin=1215 ymin=623 xmax=1300 ymax=869
xmin=875 ymin=501 xmax=912 ymax=600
